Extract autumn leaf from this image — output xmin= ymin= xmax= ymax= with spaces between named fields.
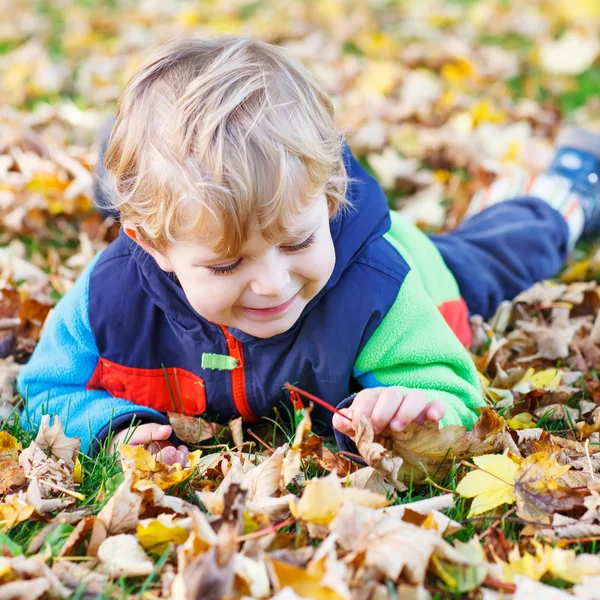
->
xmin=391 ymin=421 xmax=492 ymax=483
xmin=513 ymin=452 xmax=587 ymax=524
xmin=0 ymin=432 xmax=21 ymax=459
xmin=119 ymin=443 xmax=201 ymax=490
xmin=97 ymin=534 xmax=154 ymax=578
xmin=35 ymin=415 xmax=80 ymax=468
xmin=290 ymin=472 xmax=391 ymax=526
xmin=268 ymin=558 xmax=348 ymax=600
xmin=168 ymin=411 xmax=227 ymax=445
xmin=456 ymin=454 xmax=519 ymax=517
xmin=354 ymin=416 xmax=406 ymax=492
xmin=137 ymin=515 xmax=189 ymax=554
xmin=0 ymin=458 xmax=25 ymax=496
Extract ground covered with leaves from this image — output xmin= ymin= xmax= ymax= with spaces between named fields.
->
xmin=2 ymin=0 xmax=600 ymax=598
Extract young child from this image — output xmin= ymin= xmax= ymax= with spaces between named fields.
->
xmin=17 ymin=36 xmax=600 ymax=465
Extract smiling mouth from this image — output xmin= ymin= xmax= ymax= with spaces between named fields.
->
xmin=241 ymin=291 xmax=300 ymax=317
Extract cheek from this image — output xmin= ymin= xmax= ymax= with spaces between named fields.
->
xmin=296 ymin=240 xmax=335 ymax=282
xmin=175 ymin=271 xmax=244 ymax=316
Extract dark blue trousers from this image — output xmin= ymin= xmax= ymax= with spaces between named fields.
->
xmin=430 ymin=197 xmax=570 ymax=320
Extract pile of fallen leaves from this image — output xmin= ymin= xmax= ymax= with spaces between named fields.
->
xmin=7 ymin=363 xmax=600 ymax=598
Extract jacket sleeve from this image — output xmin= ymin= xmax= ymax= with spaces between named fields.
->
xmin=334 ymin=268 xmax=485 ymax=453
xmin=17 ymin=253 xmax=167 ymax=454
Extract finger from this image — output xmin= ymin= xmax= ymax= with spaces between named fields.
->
xmin=144 ymin=439 xmax=171 ymax=455
xmin=351 ymin=389 xmax=382 ymax=432
xmin=390 ymin=390 xmax=427 ymax=431
xmin=370 ymin=388 xmax=404 ymax=434
xmin=332 ymin=408 xmax=355 ymax=435
xmin=414 ymin=400 xmax=446 ymax=425
xmin=124 ymin=424 xmax=173 ymax=445
xmin=176 ymin=447 xmax=189 ymax=466
xmin=155 ymin=445 xmax=177 ymax=465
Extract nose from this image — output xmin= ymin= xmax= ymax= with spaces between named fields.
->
xmin=249 ymin=254 xmax=291 ymax=297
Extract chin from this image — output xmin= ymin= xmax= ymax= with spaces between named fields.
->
xmin=239 ymin=318 xmax=296 ymax=338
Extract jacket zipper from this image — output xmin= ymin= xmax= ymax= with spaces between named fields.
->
xmin=219 ymin=326 xmax=258 ymax=423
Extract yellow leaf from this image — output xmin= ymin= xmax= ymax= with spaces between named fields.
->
xmin=441 ymin=58 xmax=476 ymax=85
xmin=507 ymin=413 xmax=537 ymax=430
xmin=73 ymin=458 xmax=83 ymax=484
xmin=355 ymin=61 xmax=402 ymax=96
xmin=469 ymin=100 xmax=506 ymax=127
xmin=521 ymin=368 xmax=561 ymax=391
xmin=501 ymin=542 xmax=551 ymax=583
xmin=0 ymin=496 xmax=35 ymax=532
xmin=119 ymin=444 xmax=201 ymax=490
xmin=290 ymin=473 xmax=390 ymax=525
xmin=269 ymin=558 xmax=347 ymax=600
xmin=456 ymin=455 xmax=518 ymax=517
xmin=137 ymin=516 xmax=189 ymax=554
xmin=0 ymin=432 xmax=21 ymax=459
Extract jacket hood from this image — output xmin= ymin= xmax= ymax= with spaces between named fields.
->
xmin=126 ymin=142 xmax=391 ymax=342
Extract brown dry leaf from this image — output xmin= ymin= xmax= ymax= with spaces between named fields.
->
xmin=34 ymin=415 xmax=80 ymax=468
xmin=282 ymin=408 xmax=317 ymax=487
xmin=514 ymin=452 xmax=588 ymax=524
xmin=97 ymin=534 xmax=154 ymax=578
xmin=390 ymin=421 xmax=491 ymax=483
xmin=0 ymin=457 xmax=25 ymax=495
xmin=119 ymin=444 xmax=201 ymax=490
xmin=355 ymin=416 xmax=406 ymax=492
xmin=168 ymin=411 xmax=227 ymax=445
xmin=344 ymin=466 xmax=397 ymax=496
xmin=244 ymin=445 xmax=287 ymax=503
xmin=58 ymin=516 xmax=95 ymax=556
xmin=96 ymin=475 xmax=141 ymax=535
xmin=18 ymin=441 xmax=73 ymax=489
xmin=330 ymin=503 xmax=469 ymax=584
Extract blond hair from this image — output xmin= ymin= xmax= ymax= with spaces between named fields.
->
xmin=103 ymin=35 xmax=352 ymax=255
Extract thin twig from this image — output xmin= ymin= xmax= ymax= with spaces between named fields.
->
xmin=284 ymin=383 xmax=352 ymax=422
xmin=459 ymin=514 xmax=551 ymax=528
xmin=33 ymin=478 xmax=86 ymax=501
xmin=246 ymin=428 xmax=275 ymax=454
xmin=483 ymin=577 xmax=516 ymax=592
xmin=479 ymin=507 xmax=516 ymax=539
xmin=236 ymin=517 xmax=296 ymax=542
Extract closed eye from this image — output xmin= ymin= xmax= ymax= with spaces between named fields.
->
xmin=205 ymin=258 xmax=243 ymax=275
xmin=280 ymin=233 xmax=316 ymax=253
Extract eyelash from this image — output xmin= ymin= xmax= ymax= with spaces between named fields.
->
xmin=206 ymin=233 xmax=316 ymax=275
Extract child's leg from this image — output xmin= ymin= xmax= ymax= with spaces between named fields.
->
xmin=429 ymin=127 xmax=600 ymax=320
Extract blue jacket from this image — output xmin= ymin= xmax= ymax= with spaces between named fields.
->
xmin=18 ymin=144 xmax=484 ymax=453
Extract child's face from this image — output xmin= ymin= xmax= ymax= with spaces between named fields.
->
xmin=145 ymin=194 xmax=335 ymax=338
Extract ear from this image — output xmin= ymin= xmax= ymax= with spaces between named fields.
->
xmin=123 ymin=224 xmax=175 ymax=272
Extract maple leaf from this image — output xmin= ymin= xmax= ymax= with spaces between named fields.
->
xmin=456 ymin=454 xmax=519 ymax=517
xmin=513 ymin=452 xmax=587 ymax=524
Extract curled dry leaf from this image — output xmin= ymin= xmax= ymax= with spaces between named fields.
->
xmin=0 ymin=457 xmax=25 ymax=495
xmin=354 ymin=416 xmax=406 ymax=492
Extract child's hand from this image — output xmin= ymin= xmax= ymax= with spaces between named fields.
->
xmin=332 ymin=388 xmax=445 ymax=439
xmin=110 ymin=423 xmax=189 ymax=465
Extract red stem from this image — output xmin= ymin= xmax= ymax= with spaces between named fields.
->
xmin=284 ymin=383 xmax=352 ymax=422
